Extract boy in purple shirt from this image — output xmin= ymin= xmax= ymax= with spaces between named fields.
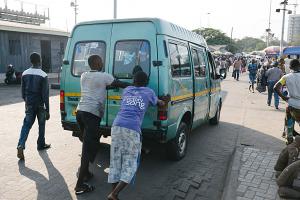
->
xmin=107 ymin=71 xmax=165 ymax=200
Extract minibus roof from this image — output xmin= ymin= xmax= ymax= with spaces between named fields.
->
xmin=73 ymin=18 xmax=208 ymax=49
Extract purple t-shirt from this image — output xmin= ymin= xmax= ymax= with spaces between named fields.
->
xmin=113 ymin=86 xmax=158 ymax=133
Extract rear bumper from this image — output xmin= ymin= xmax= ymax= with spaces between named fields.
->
xmin=61 ymin=121 xmax=168 ymax=142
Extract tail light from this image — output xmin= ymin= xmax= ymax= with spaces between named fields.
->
xmin=60 ymin=90 xmax=65 ymax=111
xmin=158 ymin=111 xmax=168 ymax=120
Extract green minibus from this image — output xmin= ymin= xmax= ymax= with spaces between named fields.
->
xmin=60 ymin=18 xmax=224 ymax=160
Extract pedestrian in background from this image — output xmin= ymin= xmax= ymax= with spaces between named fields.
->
xmin=248 ymin=59 xmax=258 ymax=93
xmin=107 ymin=71 xmax=166 ymax=200
xmin=233 ymin=58 xmax=242 ymax=81
xmin=74 ymin=55 xmax=130 ymax=195
xmin=266 ymin=61 xmax=283 ymax=109
xmin=17 ymin=52 xmax=50 ymax=160
xmin=256 ymin=62 xmax=268 ymax=93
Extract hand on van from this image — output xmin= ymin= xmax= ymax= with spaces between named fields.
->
xmin=157 ymin=99 xmax=165 ymax=107
xmin=158 ymin=94 xmax=171 ymax=107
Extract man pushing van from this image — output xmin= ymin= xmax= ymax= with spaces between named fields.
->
xmin=75 ymin=55 xmax=130 ymax=195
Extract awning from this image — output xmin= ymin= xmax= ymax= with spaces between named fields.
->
xmin=283 ymin=46 xmax=300 ymax=55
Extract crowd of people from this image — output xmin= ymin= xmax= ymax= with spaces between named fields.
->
xmin=215 ymin=54 xmax=300 ymax=143
xmin=216 ymin=54 xmax=300 ymax=199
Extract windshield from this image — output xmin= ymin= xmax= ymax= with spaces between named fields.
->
xmin=72 ymin=41 xmax=106 ymax=76
xmin=113 ymin=40 xmax=150 ymax=79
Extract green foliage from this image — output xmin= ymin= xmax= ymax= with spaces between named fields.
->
xmin=235 ymin=37 xmax=266 ymax=52
xmin=192 ymin=28 xmax=231 ymax=45
xmin=225 ymin=43 xmax=239 ymax=54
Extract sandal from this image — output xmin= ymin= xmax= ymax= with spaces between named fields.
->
xmin=75 ymin=183 xmax=95 ymax=195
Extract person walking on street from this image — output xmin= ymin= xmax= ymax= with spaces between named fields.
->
xmin=266 ymin=61 xmax=283 ymax=109
xmin=74 ymin=55 xmax=130 ymax=195
xmin=274 ymin=59 xmax=300 ymax=143
xmin=248 ymin=59 xmax=258 ymax=93
xmin=256 ymin=62 xmax=268 ymax=93
xmin=17 ymin=52 xmax=51 ymax=160
xmin=107 ymin=71 xmax=166 ymax=200
xmin=233 ymin=58 xmax=242 ymax=81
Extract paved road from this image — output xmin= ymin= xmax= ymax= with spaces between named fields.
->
xmin=0 ymin=73 xmax=288 ymax=200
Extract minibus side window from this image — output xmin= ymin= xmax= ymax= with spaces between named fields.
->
xmin=192 ymin=49 xmax=200 ymax=77
xmin=169 ymin=43 xmax=180 ymax=77
xmin=113 ymin=40 xmax=150 ymax=79
xmin=208 ymin=52 xmax=217 ymax=79
xmin=170 ymin=43 xmax=191 ymax=77
xmin=198 ymin=51 xmax=207 ymax=77
xmin=72 ymin=41 xmax=106 ymax=76
xmin=177 ymin=45 xmax=191 ymax=77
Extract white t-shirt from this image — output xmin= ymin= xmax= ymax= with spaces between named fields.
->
xmin=279 ymin=72 xmax=300 ymax=109
xmin=77 ymin=71 xmax=114 ymax=117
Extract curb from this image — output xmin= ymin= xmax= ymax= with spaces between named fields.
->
xmin=221 ymin=146 xmax=242 ymax=200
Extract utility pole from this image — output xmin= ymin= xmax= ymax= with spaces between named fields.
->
xmin=289 ymin=0 xmax=298 ymax=14
xmin=266 ymin=0 xmax=272 ymax=47
xmin=114 ymin=0 xmax=117 ymax=19
xmin=230 ymin=27 xmax=233 ymax=44
xmin=70 ymin=0 xmax=78 ymax=24
xmin=276 ymin=0 xmax=292 ymax=55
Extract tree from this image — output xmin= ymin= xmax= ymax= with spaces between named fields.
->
xmin=235 ymin=37 xmax=266 ymax=52
xmin=192 ymin=28 xmax=231 ymax=45
xmin=225 ymin=43 xmax=239 ymax=54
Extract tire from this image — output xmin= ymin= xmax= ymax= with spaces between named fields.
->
xmin=209 ymin=101 xmax=221 ymax=125
xmin=167 ymin=122 xmax=189 ymax=161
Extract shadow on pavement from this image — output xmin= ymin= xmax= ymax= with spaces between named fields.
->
xmin=18 ymin=151 xmax=72 ymax=200
xmin=0 ymin=79 xmax=59 ymax=106
xmin=70 ymin=121 xmax=284 ymax=200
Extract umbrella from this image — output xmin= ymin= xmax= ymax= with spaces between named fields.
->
xmin=263 ymin=46 xmax=280 ymax=55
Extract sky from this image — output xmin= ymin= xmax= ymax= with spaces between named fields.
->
xmin=1 ymin=0 xmax=300 ymax=40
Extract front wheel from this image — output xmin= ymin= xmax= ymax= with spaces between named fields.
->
xmin=167 ymin=122 xmax=189 ymax=161
xmin=209 ymin=102 xmax=221 ymax=125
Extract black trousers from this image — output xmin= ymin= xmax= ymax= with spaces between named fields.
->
xmin=76 ymin=111 xmax=101 ymax=186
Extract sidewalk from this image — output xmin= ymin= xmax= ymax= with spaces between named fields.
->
xmin=221 ymin=71 xmax=291 ymax=200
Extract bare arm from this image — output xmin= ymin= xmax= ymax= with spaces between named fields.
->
xmin=274 ymin=81 xmax=289 ymax=102
xmin=107 ymin=79 xmax=132 ymax=89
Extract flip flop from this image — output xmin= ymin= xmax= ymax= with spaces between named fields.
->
xmin=75 ymin=183 xmax=95 ymax=195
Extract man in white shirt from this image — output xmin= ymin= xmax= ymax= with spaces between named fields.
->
xmin=75 ymin=55 xmax=130 ymax=195
xmin=274 ymin=59 xmax=300 ymax=144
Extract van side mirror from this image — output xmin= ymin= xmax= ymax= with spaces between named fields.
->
xmin=63 ymin=60 xmax=69 ymax=65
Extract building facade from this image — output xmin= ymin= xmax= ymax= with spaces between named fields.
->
xmin=287 ymin=14 xmax=300 ymax=45
xmin=0 ymin=21 xmax=69 ymax=73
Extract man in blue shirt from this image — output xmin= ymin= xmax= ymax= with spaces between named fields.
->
xmin=248 ymin=59 xmax=258 ymax=93
xmin=107 ymin=71 xmax=166 ymax=200
xmin=17 ymin=52 xmax=50 ymax=160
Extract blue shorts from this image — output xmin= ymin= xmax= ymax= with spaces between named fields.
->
xmin=249 ymin=73 xmax=256 ymax=84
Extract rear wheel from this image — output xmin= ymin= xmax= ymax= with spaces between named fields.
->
xmin=209 ymin=101 xmax=221 ymax=125
xmin=167 ymin=122 xmax=189 ymax=161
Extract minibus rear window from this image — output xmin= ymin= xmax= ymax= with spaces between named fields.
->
xmin=113 ymin=40 xmax=150 ymax=79
xmin=72 ymin=41 xmax=106 ymax=76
